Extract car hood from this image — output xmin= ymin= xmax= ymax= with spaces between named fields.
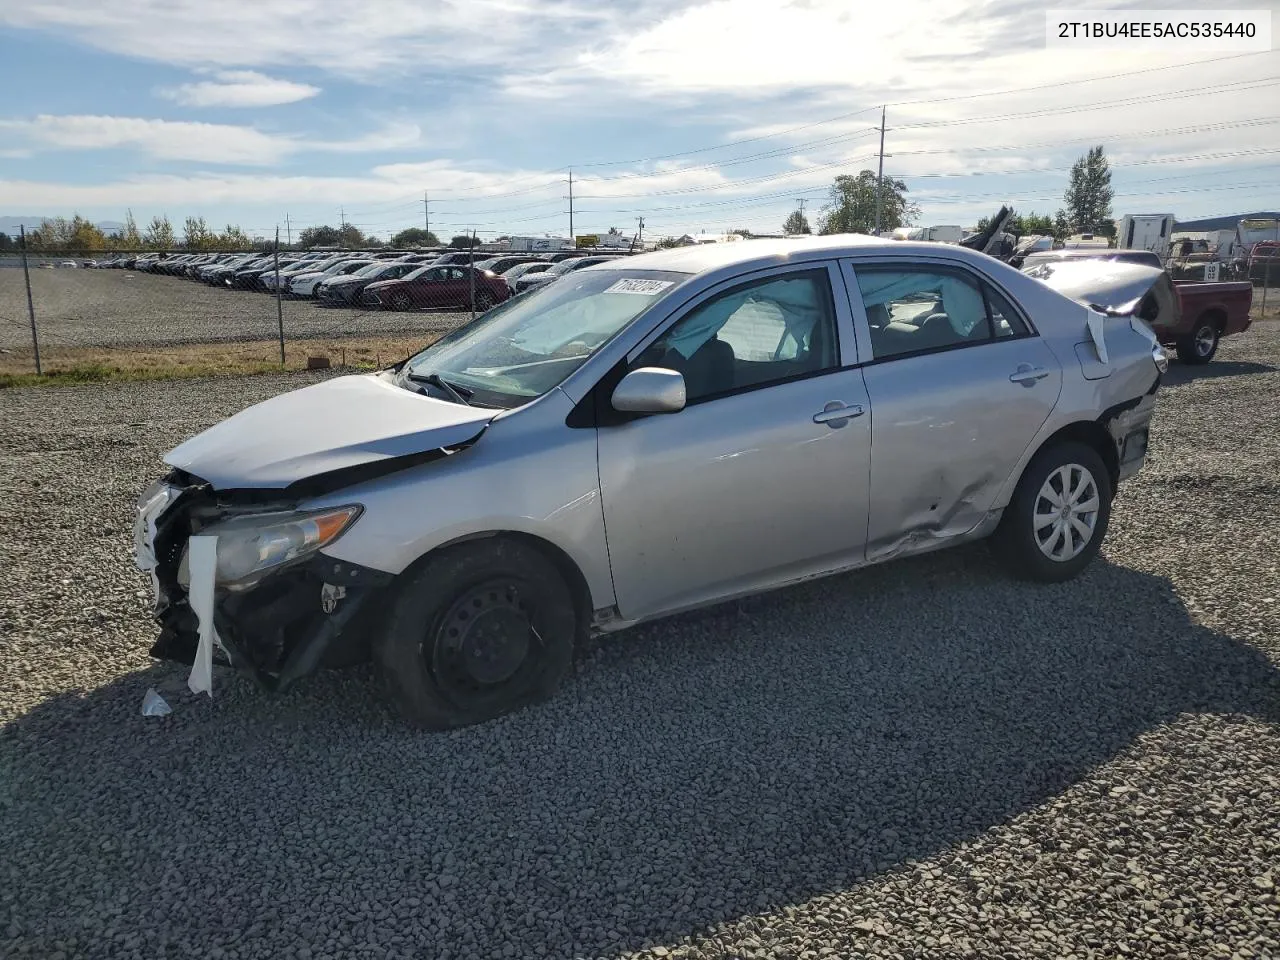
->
xmin=164 ymin=374 xmax=495 ymax=490
xmin=1025 ymin=260 xmax=1167 ymax=314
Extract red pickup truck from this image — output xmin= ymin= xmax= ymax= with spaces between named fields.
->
xmin=1170 ymin=280 xmax=1254 ymax=364
xmin=1025 ymin=257 xmax=1254 ymax=366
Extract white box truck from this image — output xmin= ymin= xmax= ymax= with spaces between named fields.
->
xmin=1118 ymin=214 xmax=1176 ymax=259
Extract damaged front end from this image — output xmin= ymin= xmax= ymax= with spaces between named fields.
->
xmin=136 ymin=470 xmax=394 ymax=692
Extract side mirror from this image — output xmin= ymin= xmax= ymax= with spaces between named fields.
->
xmin=611 ymin=367 xmax=686 ymax=414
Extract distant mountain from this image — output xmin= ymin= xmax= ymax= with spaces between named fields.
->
xmin=1174 ymin=211 xmax=1280 ymax=232
xmin=0 ymin=216 xmax=125 ymax=235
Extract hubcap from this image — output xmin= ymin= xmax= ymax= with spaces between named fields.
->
xmin=1033 ymin=463 xmax=1100 ymax=562
xmin=1195 ymin=325 xmax=1216 ymax=356
xmin=432 ymin=580 xmax=538 ymax=695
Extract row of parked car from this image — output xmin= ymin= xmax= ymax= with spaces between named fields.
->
xmin=90 ymin=248 xmax=637 ymax=311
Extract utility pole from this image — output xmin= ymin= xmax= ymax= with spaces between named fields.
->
xmin=568 ymin=168 xmax=574 ymax=243
xmin=285 ymin=213 xmax=291 ymax=248
xmin=637 ymin=216 xmax=644 ymax=247
xmin=19 ymin=225 xmax=41 ymax=375
xmin=423 ymin=191 xmax=430 ymax=239
xmin=273 ymin=226 xmax=285 ymax=365
xmin=340 ymin=206 xmax=346 ymax=247
xmin=874 ymin=106 xmax=887 ymax=236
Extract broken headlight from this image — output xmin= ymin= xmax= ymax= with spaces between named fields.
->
xmin=181 ymin=506 xmax=362 ymax=589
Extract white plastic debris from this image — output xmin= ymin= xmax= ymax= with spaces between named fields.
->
xmin=133 ymin=484 xmax=177 ymax=607
xmin=140 ymin=688 xmax=172 ymax=717
xmin=186 ymin=535 xmax=221 ymax=698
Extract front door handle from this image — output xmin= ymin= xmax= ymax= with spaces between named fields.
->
xmin=813 ymin=401 xmax=865 ymax=427
xmin=1009 ymin=366 xmax=1051 ymax=385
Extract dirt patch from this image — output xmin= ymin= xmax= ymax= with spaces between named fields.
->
xmin=0 ymin=333 xmax=441 ymax=386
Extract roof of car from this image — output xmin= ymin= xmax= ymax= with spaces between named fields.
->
xmin=583 ymin=234 xmax=979 ymax=275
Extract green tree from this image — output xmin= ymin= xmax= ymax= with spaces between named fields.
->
xmin=1053 ymin=209 xmax=1071 ymax=239
xmin=449 ymin=234 xmax=479 ymax=249
xmin=183 ymin=216 xmax=217 ymax=250
xmin=728 ymin=228 xmax=753 ymax=238
xmin=338 ymin=224 xmax=366 ymax=248
xmin=120 ymin=209 xmax=143 ymax=250
xmin=818 ymin=170 xmax=918 ymax=235
xmin=68 ymin=215 xmax=107 ymax=251
xmin=0 ymin=232 xmax=11 ymax=252
xmin=390 ymin=227 xmax=440 ymax=248
xmin=218 ymin=225 xmax=253 ymax=250
xmin=298 ymin=225 xmax=341 ymax=248
xmin=1064 ymin=146 xmax=1114 ymax=237
xmin=783 ymin=209 xmax=811 ymax=235
xmin=144 ymin=215 xmax=175 ymax=249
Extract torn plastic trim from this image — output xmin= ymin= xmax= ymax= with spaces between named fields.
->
xmin=151 ymin=551 xmax=395 ymax=692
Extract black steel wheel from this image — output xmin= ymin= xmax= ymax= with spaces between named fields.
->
xmin=376 ymin=539 xmax=577 ymax=729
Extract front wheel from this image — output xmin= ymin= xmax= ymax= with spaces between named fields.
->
xmin=991 ymin=441 xmax=1113 ymax=583
xmin=375 ymin=539 xmax=577 ymax=729
xmin=1176 ymin=317 xmax=1219 ymax=365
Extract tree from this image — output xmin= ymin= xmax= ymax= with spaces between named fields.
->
xmin=818 ymin=170 xmax=918 ymax=235
xmin=0 ymin=232 xmax=11 ymax=252
xmin=449 ymin=234 xmax=479 ymax=248
xmin=120 ymin=209 xmax=143 ymax=250
xmin=783 ymin=209 xmax=811 ymax=235
xmin=338 ymin=224 xmax=366 ymax=248
xmin=68 ymin=215 xmax=107 ymax=251
xmin=144 ymin=215 xmax=175 ymax=249
xmin=298 ymin=225 xmax=341 ymax=248
xmin=218 ymin=225 xmax=252 ymax=250
xmin=183 ymin=216 xmax=217 ymax=250
xmin=728 ymin=228 xmax=753 ymax=238
xmin=1053 ymin=209 xmax=1071 ymax=240
xmin=391 ymin=228 xmax=440 ymax=248
xmin=1064 ymin=146 xmax=1114 ymax=237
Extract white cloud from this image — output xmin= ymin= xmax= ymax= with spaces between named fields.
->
xmin=0 ymin=115 xmax=421 ymax=165
xmin=0 ymin=0 xmax=622 ymax=78
xmin=158 ymin=70 xmax=321 ymax=108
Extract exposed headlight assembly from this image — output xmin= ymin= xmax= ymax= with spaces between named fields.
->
xmin=180 ymin=506 xmax=362 ymax=590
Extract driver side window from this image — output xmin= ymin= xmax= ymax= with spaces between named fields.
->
xmin=637 ymin=269 xmax=839 ymax=403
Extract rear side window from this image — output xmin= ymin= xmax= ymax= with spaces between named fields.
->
xmin=856 ymin=266 xmax=1031 ymax=359
xmin=983 ymin=284 xmax=1030 ymax=338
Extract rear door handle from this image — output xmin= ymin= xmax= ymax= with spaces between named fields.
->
xmin=1009 ymin=366 xmax=1050 ymax=384
xmin=813 ymin=402 xmax=865 ymax=426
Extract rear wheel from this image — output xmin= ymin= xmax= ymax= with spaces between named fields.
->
xmin=991 ymin=441 xmax=1112 ymax=583
xmin=375 ymin=539 xmax=577 ymax=729
xmin=1176 ymin=316 xmax=1219 ymax=365
xmin=474 ymin=291 xmax=496 ymax=311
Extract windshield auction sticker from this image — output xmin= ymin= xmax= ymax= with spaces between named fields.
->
xmin=606 ymin=278 xmax=675 ymax=295
xmin=1046 ymin=10 xmax=1271 ymax=50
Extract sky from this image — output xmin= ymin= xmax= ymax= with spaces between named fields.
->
xmin=0 ymin=0 xmax=1277 ymax=243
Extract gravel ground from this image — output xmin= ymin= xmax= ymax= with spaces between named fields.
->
xmin=2 ymin=324 xmax=1279 ymax=959
xmin=0 ymin=267 xmax=470 ymax=349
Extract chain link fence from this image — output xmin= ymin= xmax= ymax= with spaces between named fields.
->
xmin=0 ymin=238 xmax=508 ymax=384
xmin=2 ymin=235 xmax=1276 ymax=385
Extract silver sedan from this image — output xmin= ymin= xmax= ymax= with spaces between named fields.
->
xmin=135 ymin=236 xmax=1166 ymax=727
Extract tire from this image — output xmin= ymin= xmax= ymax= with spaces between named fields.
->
xmin=391 ymin=291 xmax=413 ymax=312
xmin=1175 ymin=315 xmax=1219 ymax=365
xmin=474 ymin=291 xmax=496 ymax=311
xmin=375 ymin=539 xmax=577 ymax=729
xmin=990 ymin=440 xmax=1113 ymax=583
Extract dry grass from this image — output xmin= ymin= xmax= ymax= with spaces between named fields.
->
xmin=0 ymin=333 xmax=440 ymax=388
xmin=1254 ymin=284 xmax=1280 ymax=323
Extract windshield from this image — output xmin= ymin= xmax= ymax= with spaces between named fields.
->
xmin=402 ymin=269 xmax=687 ymax=406
xmin=351 ymin=261 xmax=392 ymax=277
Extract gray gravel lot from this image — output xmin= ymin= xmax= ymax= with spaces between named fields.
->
xmin=2 ymin=325 xmax=1279 ymax=959
xmin=0 ymin=267 xmax=469 ymax=349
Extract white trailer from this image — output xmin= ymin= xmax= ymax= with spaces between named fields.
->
xmin=1118 ymin=214 xmax=1176 ymax=259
